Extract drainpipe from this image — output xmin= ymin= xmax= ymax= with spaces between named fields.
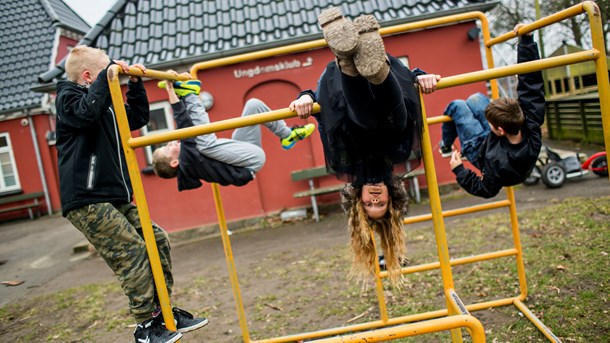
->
xmin=26 ymin=110 xmax=52 ymax=216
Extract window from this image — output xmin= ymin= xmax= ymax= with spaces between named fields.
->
xmin=0 ymin=133 xmax=21 ymax=193
xmin=140 ymin=102 xmax=174 ymax=165
xmin=582 ymin=73 xmax=597 ymax=87
xmin=573 ymin=76 xmax=581 ymax=89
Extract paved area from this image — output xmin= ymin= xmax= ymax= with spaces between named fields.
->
xmin=1 ymin=139 xmax=608 ymax=308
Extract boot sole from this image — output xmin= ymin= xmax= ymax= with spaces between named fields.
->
xmin=318 ymin=7 xmax=359 ymax=58
xmin=353 ymin=15 xmax=388 ymax=83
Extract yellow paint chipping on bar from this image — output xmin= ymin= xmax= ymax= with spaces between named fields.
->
xmin=107 ymin=2 xmax=606 ymax=342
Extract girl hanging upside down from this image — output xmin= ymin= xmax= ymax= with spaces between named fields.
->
xmin=290 ymin=7 xmax=441 ymax=285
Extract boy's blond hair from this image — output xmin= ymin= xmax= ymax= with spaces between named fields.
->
xmin=152 ymin=148 xmax=178 ymax=179
xmin=64 ymin=46 xmax=109 ymax=83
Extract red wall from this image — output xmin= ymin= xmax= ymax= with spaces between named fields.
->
xmin=138 ymin=22 xmax=488 ymax=232
xmin=0 ymin=115 xmax=59 ymax=221
xmin=0 ymin=22 xmax=488 ymax=228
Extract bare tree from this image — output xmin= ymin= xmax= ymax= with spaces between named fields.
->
xmin=489 ymin=0 xmax=610 ymax=56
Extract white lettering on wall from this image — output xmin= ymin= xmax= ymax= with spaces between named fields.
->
xmin=233 ymin=57 xmax=314 ymax=79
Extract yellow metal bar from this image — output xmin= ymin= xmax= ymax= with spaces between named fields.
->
xmin=251 ymin=295 xmax=517 ymax=343
xmin=446 ymin=289 xmax=470 ymax=316
xmin=487 ymin=2 xmax=591 ymax=47
xmin=584 ymin=0 xmax=610 ymax=180
xmin=106 ymin=66 xmax=177 ymax=331
xmin=506 ymin=187 xmax=528 ymax=300
xmin=112 ymin=68 xmax=192 ymax=82
xmin=403 ymin=199 xmax=511 ymax=224
xmin=370 ymin=229 xmax=389 ymax=323
xmin=436 ymin=51 xmax=598 ymax=90
xmin=514 ymin=299 xmax=563 ymax=342
xmin=189 ymin=11 xmax=490 ymax=77
xmin=307 ymin=315 xmax=486 ymax=343
xmin=129 ymin=105 xmax=320 ymax=149
xmin=417 ymin=92 xmax=462 ymax=342
xmin=211 ymin=183 xmax=251 ymax=342
xmin=133 ymin=49 xmax=597 ymax=151
xmin=378 ymin=249 xmax=518 ymax=278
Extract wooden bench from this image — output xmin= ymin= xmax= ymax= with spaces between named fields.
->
xmin=291 ymin=166 xmax=425 ymax=222
xmin=0 ymin=192 xmax=45 ymax=220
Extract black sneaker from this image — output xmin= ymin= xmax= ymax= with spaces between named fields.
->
xmin=133 ymin=317 xmax=182 ymax=343
xmin=439 ymin=143 xmax=453 ymax=158
xmin=378 ymin=255 xmax=408 ymax=271
xmin=172 ymin=307 xmax=209 ymax=333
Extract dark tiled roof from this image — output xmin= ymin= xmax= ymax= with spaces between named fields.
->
xmin=38 ymin=0 xmax=498 ymax=83
xmin=0 ymin=0 xmax=90 ymax=114
xmin=44 ymin=0 xmax=91 ymax=33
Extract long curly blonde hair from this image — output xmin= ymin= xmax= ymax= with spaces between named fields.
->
xmin=341 ymin=175 xmax=409 ymax=286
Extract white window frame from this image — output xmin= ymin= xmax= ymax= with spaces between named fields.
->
xmin=141 ymin=101 xmax=175 ymax=165
xmin=0 ymin=132 xmax=21 ymax=193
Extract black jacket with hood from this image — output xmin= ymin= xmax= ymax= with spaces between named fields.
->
xmin=451 ymin=34 xmax=545 ymax=198
xmin=55 ymin=62 xmax=149 ymax=216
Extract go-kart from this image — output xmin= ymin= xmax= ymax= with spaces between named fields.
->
xmin=523 ymin=145 xmax=608 ymax=188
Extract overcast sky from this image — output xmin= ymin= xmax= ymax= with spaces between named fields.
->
xmin=64 ymin=0 xmax=116 ymax=26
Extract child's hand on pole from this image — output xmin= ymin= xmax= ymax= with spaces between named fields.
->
xmin=450 ymin=150 xmax=463 ymax=170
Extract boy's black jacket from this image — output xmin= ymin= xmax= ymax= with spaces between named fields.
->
xmin=55 ymin=64 xmax=149 ymax=216
xmin=452 ymin=34 xmax=546 ymax=198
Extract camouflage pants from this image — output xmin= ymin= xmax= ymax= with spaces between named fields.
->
xmin=66 ymin=202 xmax=173 ymax=323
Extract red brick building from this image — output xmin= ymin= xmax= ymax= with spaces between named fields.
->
xmin=4 ymin=0 xmax=498 ymax=230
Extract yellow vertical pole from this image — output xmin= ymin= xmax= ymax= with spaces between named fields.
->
xmin=211 ymin=183 xmax=251 ymax=342
xmin=505 ymin=187 xmax=528 ymax=300
xmin=417 ymin=92 xmax=462 ymax=342
xmin=370 ymin=229 xmax=389 ymax=323
xmin=584 ymin=1 xmax=610 ymax=179
xmin=478 ymin=12 xmax=499 ymax=99
xmin=106 ymin=66 xmax=176 ymax=331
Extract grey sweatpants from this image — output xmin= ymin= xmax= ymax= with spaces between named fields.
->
xmin=184 ymin=96 xmax=291 ymax=173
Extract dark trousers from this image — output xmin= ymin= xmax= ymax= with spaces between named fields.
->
xmin=340 ymin=71 xmax=408 ymax=131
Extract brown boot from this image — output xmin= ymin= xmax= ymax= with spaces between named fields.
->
xmin=318 ymin=7 xmax=359 ymax=59
xmin=353 ymin=15 xmax=390 ymax=85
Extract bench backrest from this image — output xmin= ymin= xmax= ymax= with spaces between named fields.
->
xmin=291 ymin=166 xmax=330 ymax=181
xmin=0 ymin=192 xmax=45 ymax=205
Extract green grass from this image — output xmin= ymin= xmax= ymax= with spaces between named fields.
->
xmin=0 ymin=196 xmax=608 ymax=342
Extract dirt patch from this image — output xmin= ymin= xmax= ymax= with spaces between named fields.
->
xmin=2 ymin=186 xmax=609 ymax=342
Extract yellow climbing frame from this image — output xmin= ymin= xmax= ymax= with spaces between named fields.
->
xmin=108 ymin=1 xmax=609 ymax=342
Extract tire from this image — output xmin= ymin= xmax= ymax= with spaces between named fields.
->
xmin=541 ymin=162 xmax=566 ymax=188
xmin=523 ymin=165 xmax=541 ymax=186
xmin=590 ymin=155 xmax=608 ymax=177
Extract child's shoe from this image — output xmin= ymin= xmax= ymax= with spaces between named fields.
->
xmin=154 ymin=307 xmax=208 ymax=333
xmin=281 ymin=123 xmax=316 ymax=150
xmin=158 ymin=80 xmax=201 ymax=97
xmin=439 ymin=143 xmax=453 ymax=158
xmin=133 ymin=317 xmax=182 ymax=343
xmin=353 ymin=15 xmax=389 ymax=85
xmin=318 ymin=7 xmax=359 ymax=59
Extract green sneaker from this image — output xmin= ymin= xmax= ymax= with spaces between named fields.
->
xmin=158 ymin=80 xmax=201 ymax=97
xmin=281 ymin=123 xmax=315 ymax=150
